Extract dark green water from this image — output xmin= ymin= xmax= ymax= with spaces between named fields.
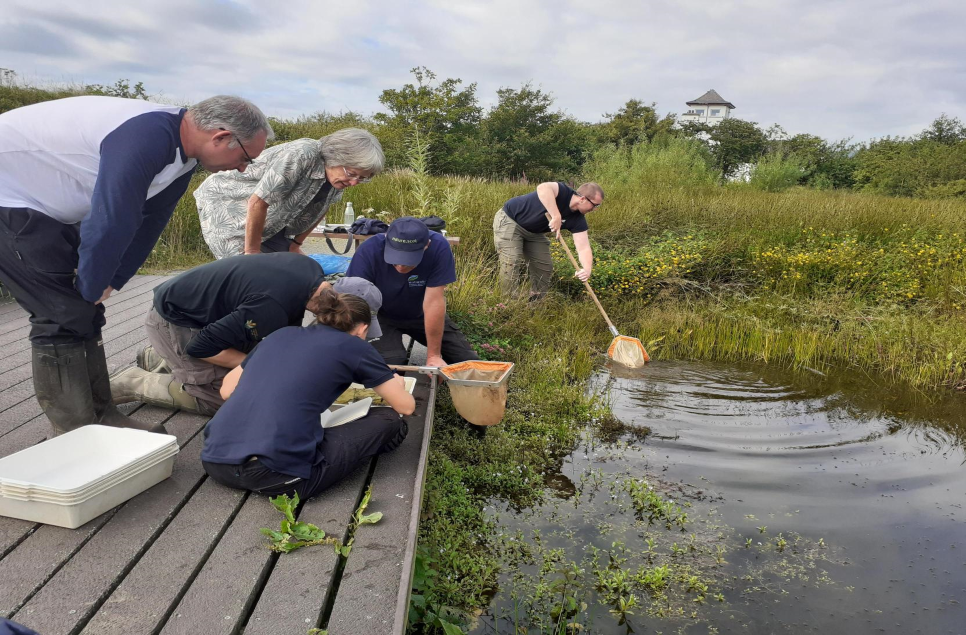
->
xmin=472 ymin=361 xmax=966 ymax=634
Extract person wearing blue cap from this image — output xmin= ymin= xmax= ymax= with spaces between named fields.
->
xmin=345 ymin=216 xmax=477 ymax=368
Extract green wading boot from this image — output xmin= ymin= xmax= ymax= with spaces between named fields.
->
xmin=109 ymin=365 xmax=206 ymax=414
xmin=86 ymin=338 xmax=166 ymax=434
xmin=136 ymin=344 xmax=171 ymax=373
xmin=32 ymin=341 xmax=97 ymax=437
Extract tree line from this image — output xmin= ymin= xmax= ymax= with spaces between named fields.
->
xmin=2 ymin=66 xmax=964 ymax=198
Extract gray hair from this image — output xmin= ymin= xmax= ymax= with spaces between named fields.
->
xmin=319 ymin=128 xmax=385 ymax=174
xmin=578 ymin=182 xmax=604 ymax=200
xmin=188 ymin=95 xmax=275 ymax=145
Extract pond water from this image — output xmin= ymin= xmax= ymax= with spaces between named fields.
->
xmin=472 ymin=361 xmax=966 ymax=634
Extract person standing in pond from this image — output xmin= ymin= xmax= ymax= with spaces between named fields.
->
xmin=345 ymin=217 xmax=478 ymax=369
xmin=201 ymin=288 xmax=415 ymax=500
xmin=110 ymin=252 xmax=383 ymax=415
xmin=494 ymin=181 xmax=604 ymax=300
xmin=0 ymin=94 xmax=272 ymax=436
xmin=194 ymin=128 xmax=384 ymax=259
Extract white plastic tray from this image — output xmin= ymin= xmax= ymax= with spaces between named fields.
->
xmin=1 ymin=443 xmax=179 ymax=498
xmin=0 ymin=425 xmax=177 ymax=493
xmin=0 ymin=445 xmax=179 ymax=502
xmin=0 ymin=455 xmax=176 ymax=528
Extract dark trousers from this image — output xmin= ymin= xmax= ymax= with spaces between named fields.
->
xmin=260 ymin=229 xmax=293 ymax=253
xmin=203 ymin=408 xmax=408 ymax=500
xmin=0 ymin=206 xmax=104 ymax=344
xmin=371 ymin=314 xmax=478 ymax=365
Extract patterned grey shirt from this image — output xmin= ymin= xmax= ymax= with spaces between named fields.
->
xmin=194 ymin=138 xmax=343 ymax=259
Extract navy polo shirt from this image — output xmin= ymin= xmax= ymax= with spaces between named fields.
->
xmin=345 ymin=231 xmax=456 ymax=322
xmin=201 ymin=324 xmax=394 ymax=478
xmin=502 ymin=182 xmax=589 ymax=235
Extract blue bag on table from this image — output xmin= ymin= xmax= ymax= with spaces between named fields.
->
xmin=307 ymin=253 xmax=351 ymax=275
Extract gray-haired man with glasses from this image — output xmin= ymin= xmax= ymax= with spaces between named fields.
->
xmin=0 ymin=94 xmax=272 ymax=437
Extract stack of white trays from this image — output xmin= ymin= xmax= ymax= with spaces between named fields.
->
xmin=0 ymin=425 xmax=179 ymax=529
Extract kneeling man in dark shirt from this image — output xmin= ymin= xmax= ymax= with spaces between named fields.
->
xmin=345 ymin=217 xmax=477 ymax=368
xmin=110 ymin=252 xmax=381 ymax=414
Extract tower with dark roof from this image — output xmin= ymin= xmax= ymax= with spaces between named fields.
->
xmin=680 ymin=89 xmax=735 ymax=125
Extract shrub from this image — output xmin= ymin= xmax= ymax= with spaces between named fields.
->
xmin=748 ymin=153 xmax=803 ymax=192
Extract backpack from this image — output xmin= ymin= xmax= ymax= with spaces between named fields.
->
xmin=349 ymin=217 xmax=390 ymax=235
xmin=418 ymin=215 xmax=446 ymax=232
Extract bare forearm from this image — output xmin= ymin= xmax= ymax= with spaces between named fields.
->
xmin=423 ymin=300 xmax=446 ymax=359
xmin=244 ymin=195 xmax=269 ymax=254
xmin=201 ymin=348 xmax=247 ymax=369
xmin=576 ymin=245 xmax=594 ymax=273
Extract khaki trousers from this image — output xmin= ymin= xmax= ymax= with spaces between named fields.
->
xmin=492 ymin=208 xmax=553 ymax=296
xmin=144 ymin=307 xmax=228 ymax=414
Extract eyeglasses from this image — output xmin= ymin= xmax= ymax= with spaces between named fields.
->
xmin=582 ymin=195 xmax=601 ymax=210
xmin=219 ymin=128 xmax=254 ymax=165
xmin=342 ymin=166 xmax=372 ymax=184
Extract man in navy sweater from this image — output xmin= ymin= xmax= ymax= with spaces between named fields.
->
xmin=345 ymin=217 xmax=477 ymax=368
xmin=0 ymin=95 xmax=273 ymax=436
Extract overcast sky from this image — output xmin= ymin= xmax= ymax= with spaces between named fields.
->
xmin=2 ymin=0 xmax=963 ymax=142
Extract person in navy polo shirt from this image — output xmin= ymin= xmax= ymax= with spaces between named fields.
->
xmin=201 ymin=287 xmax=415 ymax=500
xmin=494 ymin=181 xmax=604 ymax=300
xmin=345 ymin=217 xmax=478 ymax=369
xmin=0 ymin=95 xmax=272 ymax=436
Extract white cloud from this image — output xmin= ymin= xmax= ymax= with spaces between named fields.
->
xmin=1 ymin=0 xmax=963 ymax=141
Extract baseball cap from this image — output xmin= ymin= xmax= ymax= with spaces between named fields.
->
xmin=332 ymin=277 xmax=382 ymax=339
xmin=384 ymin=217 xmax=429 ymax=267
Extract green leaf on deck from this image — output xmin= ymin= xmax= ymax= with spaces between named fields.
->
xmin=439 ymin=619 xmax=466 ymax=635
xmin=358 ymin=511 xmax=383 ymax=525
xmin=271 ymin=492 xmax=299 ymax=523
xmin=260 ymin=528 xmax=285 ymax=542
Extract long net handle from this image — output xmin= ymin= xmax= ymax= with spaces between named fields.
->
xmin=551 ymin=225 xmax=619 ymax=336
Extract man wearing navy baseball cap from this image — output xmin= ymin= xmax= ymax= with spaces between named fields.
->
xmin=346 ymin=216 xmax=477 ymax=368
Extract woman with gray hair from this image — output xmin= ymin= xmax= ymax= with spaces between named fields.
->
xmin=194 ymin=128 xmax=385 ymax=259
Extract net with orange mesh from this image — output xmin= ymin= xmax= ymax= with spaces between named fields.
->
xmin=439 ymin=361 xmax=514 ymax=426
xmin=607 ymin=335 xmax=650 ymax=369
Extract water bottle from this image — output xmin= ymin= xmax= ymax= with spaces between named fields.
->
xmin=344 ymin=202 xmax=355 ymax=226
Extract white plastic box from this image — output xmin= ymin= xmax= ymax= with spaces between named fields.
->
xmin=0 ymin=425 xmax=179 ymax=529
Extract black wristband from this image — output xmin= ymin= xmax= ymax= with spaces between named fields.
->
xmin=293 ymin=239 xmax=304 ymax=245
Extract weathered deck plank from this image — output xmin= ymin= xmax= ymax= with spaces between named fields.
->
xmin=325 ymin=375 xmax=435 ymax=634
xmin=0 ymin=274 xmax=435 ymax=635
xmin=80 ymin=479 xmax=247 ymax=635
xmin=159 ymin=491 xmax=281 ymax=635
xmin=9 ymin=413 xmax=208 ymax=635
xmin=244 ymin=464 xmax=369 ymax=635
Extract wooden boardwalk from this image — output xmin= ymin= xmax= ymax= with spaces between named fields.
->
xmin=0 ymin=275 xmax=435 ymax=635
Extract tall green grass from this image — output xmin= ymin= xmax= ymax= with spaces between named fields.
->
xmin=146 ymin=137 xmax=966 ymax=391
